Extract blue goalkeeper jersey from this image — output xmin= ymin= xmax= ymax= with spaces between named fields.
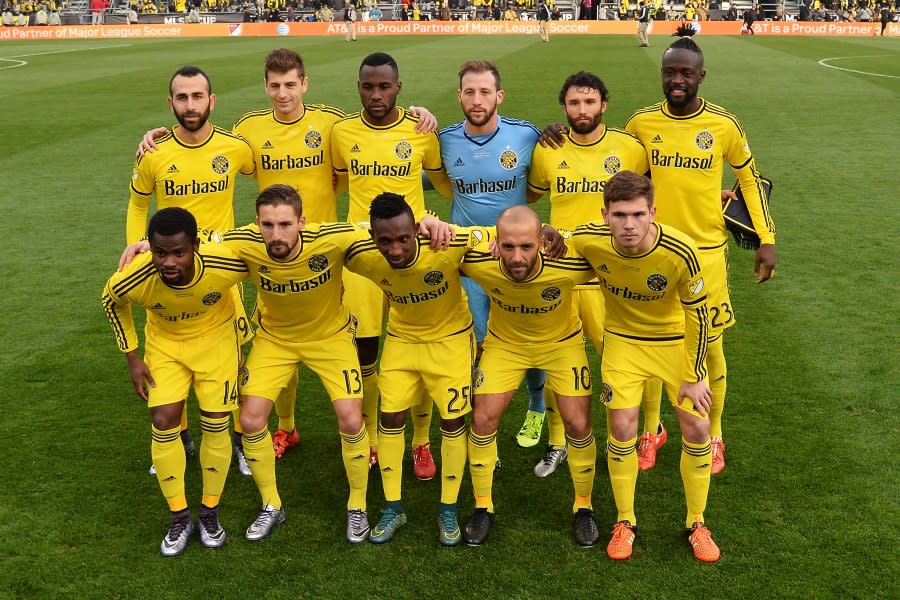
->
xmin=439 ymin=115 xmax=540 ymax=226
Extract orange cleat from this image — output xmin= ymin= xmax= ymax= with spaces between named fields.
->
xmin=606 ymin=521 xmax=636 ymax=560
xmin=637 ymin=423 xmax=667 ymax=471
xmin=688 ymin=519 xmax=720 ymax=562
xmin=412 ymin=442 xmax=437 ymax=481
xmin=368 ymin=448 xmax=379 ymax=472
xmin=272 ymin=428 xmax=300 ymax=460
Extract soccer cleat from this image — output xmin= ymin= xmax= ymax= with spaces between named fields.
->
xmin=573 ymin=508 xmax=600 ymax=547
xmin=606 ymin=520 xmax=636 ymax=560
xmin=687 ymin=519 xmax=720 ymax=562
xmin=160 ymin=513 xmax=193 ymax=557
xmin=412 ymin=442 xmax=437 ymax=481
xmin=245 ymin=505 xmax=285 ymax=541
xmin=637 ymin=423 xmax=667 ymax=471
xmin=272 ymin=428 xmax=300 ymax=460
xmin=368 ymin=506 xmax=407 ymax=544
xmin=346 ymin=509 xmax=370 ymax=543
xmin=198 ymin=505 xmax=226 ymax=548
xmin=438 ymin=508 xmax=462 ymax=547
xmin=368 ymin=448 xmax=378 ymax=472
xmin=149 ymin=463 xmax=156 ymax=476
xmin=515 ymin=409 xmax=546 ymax=448
xmin=534 ymin=444 xmax=568 ymax=478
xmin=462 ymin=508 xmax=494 ymax=546
xmin=234 ymin=443 xmax=252 ymax=477
xmin=710 ymin=436 xmax=726 ymax=474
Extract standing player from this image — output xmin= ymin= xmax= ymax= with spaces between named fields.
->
xmin=431 ymin=59 xmax=550 ymax=456
xmin=569 ymin=170 xmax=719 ymax=562
xmin=344 ymin=193 xmax=487 ymax=546
xmin=460 ymin=206 xmax=600 ymax=547
xmin=127 ymin=65 xmax=256 ymax=475
xmin=624 ymin=37 xmax=777 ymax=473
xmin=331 ymin=52 xmax=444 ymax=479
xmin=102 ymin=207 xmax=248 ymax=556
xmin=537 ymin=0 xmax=551 ymax=43
xmin=527 ymin=71 xmax=667 ymax=472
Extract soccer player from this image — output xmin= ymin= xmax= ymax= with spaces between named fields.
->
xmin=568 ymin=170 xmax=719 ymax=562
xmin=527 ymin=71 xmax=667 ymax=471
xmin=431 ymin=59 xmax=550 ymax=457
xmin=127 ymin=64 xmax=256 ymax=475
xmin=624 ymin=37 xmax=777 ymax=473
xmin=344 ymin=193 xmax=487 ymax=546
xmin=331 ymin=52 xmax=444 ymax=480
xmin=102 ymin=207 xmax=248 ymax=556
xmin=459 ymin=206 xmax=600 ymax=547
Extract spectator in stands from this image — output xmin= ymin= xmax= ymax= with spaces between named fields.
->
xmin=34 ymin=2 xmax=47 ymax=23
xmin=48 ymin=5 xmax=60 ymax=22
xmin=551 ymin=4 xmax=560 ymax=18
xmin=90 ymin=0 xmax=107 ymax=24
xmin=439 ymin=1 xmax=449 ymax=20
xmin=126 ymin=4 xmax=138 ymax=20
xmin=880 ymin=2 xmax=892 ymax=35
xmin=684 ymin=1 xmax=696 ymax=21
xmin=580 ymin=0 xmax=592 ymax=20
xmin=857 ymin=4 xmax=872 ymax=19
xmin=370 ymin=2 xmax=381 ymax=19
xmin=186 ymin=5 xmax=200 ymax=20
xmin=799 ymin=0 xmax=811 ymax=20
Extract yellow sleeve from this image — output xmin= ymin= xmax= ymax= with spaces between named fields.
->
xmin=423 ymin=131 xmax=443 ymax=172
xmin=101 ymin=274 xmax=139 ymax=353
xmin=427 ymin=167 xmax=453 ymax=200
xmin=679 ymin=266 xmax=710 ymax=383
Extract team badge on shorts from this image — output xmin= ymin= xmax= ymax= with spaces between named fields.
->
xmin=599 ymin=383 xmax=613 ymax=405
xmin=499 ymin=149 xmax=518 ymax=170
xmin=201 ymin=292 xmax=222 ymax=306
xmin=541 ymin=287 xmax=561 ymax=302
xmin=695 ymin=131 xmax=714 ymax=150
xmin=305 ymin=130 xmax=323 ymax=150
xmin=395 ymin=141 xmax=413 ymax=160
xmin=308 ymin=255 xmax=329 ymax=272
xmin=239 ymin=366 xmax=250 ymax=387
xmin=473 ymin=368 xmax=485 ymax=390
xmin=423 ymin=270 xmax=444 ymax=286
xmin=211 ymin=155 xmax=230 ymax=175
xmin=646 ymin=273 xmax=668 ymax=292
xmin=603 ymin=155 xmax=622 ymax=175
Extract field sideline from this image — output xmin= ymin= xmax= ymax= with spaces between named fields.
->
xmin=0 ymin=34 xmax=897 ymax=598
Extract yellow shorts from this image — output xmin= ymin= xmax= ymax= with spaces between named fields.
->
xmin=574 ymin=286 xmax=605 ymax=350
xmin=241 ymin=317 xmax=363 ymax=402
xmin=379 ymin=331 xmax=476 ymax=419
xmin=475 ymin=335 xmax=591 ymax=397
xmin=699 ymin=247 xmax=735 ymax=332
xmin=342 ymin=269 xmax=387 ymax=339
xmin=600 ymin=334 xmax=707 ymax=418
xmin=144 ymin=319 xmax=241 ymax=412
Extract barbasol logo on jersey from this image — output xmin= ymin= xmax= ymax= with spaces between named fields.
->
xmin=350 ymin=160 xmax=411 ymax=177
xmin=491 ymin=296 xmax=562 ymax=314
xmin=603 ymin=156 xmax=622 ymax=175
xmin=695 ymin=131 xmax=714 ymax=150
xmin=305 ymin=130 xmax=323 ymax=150
xmin=455 ymin=176 xmax=517 ymax=195
xmin=395 ymin=141 xmax=413 ymax=160
xmin=211 ymin=155 xmax=230 ymax=175
xmin=164 ymin=176 xmax=229 ymax=196
xmin=259 ymin=270 xmax=333 ymax=293
xmin=277 ymin=22 xmax=290 ymax=36
xmin=555 ymin=177 xmax=604 ymax=194
xmin=599 ymin=278 xmax=665 ymax=302
xmin=649 ymin=150 xmax=713 ymax=170
xmin=260 ymin=152 xmax=324 ymax=171
xmin=499 ymin=149 xmax=518 ymax=170
xmin=384 ymin=280 xmax=449 ymax=305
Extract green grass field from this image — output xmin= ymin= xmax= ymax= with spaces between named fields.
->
xmin=0 ymin=33 xmax=897 ymax=599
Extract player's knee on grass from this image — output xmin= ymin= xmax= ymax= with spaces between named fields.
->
xmin=380 ymin=410 xmax=407 ymax=429
xmin=608 ymin=407 xmax=639 ymax=443
xmin=239 ymin=395 xmax=273 ymax=433
xmin=151 ymin=402 xmax=186 ymax=431
xmin=676 ymin=408 xmax=710 ymax=444
xmin=333 ymin=397 xmax=364 ymax=434
xmin=441 ymin=415 xmax=466 ymax=432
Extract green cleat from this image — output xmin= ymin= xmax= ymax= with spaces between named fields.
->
xmin=368 ymin=506 xmax=407 ymax=544
xmin=515 ymin=410 xmax=546 ymax=448
xmin=438 ymin=508 xmax=462 ymax=546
